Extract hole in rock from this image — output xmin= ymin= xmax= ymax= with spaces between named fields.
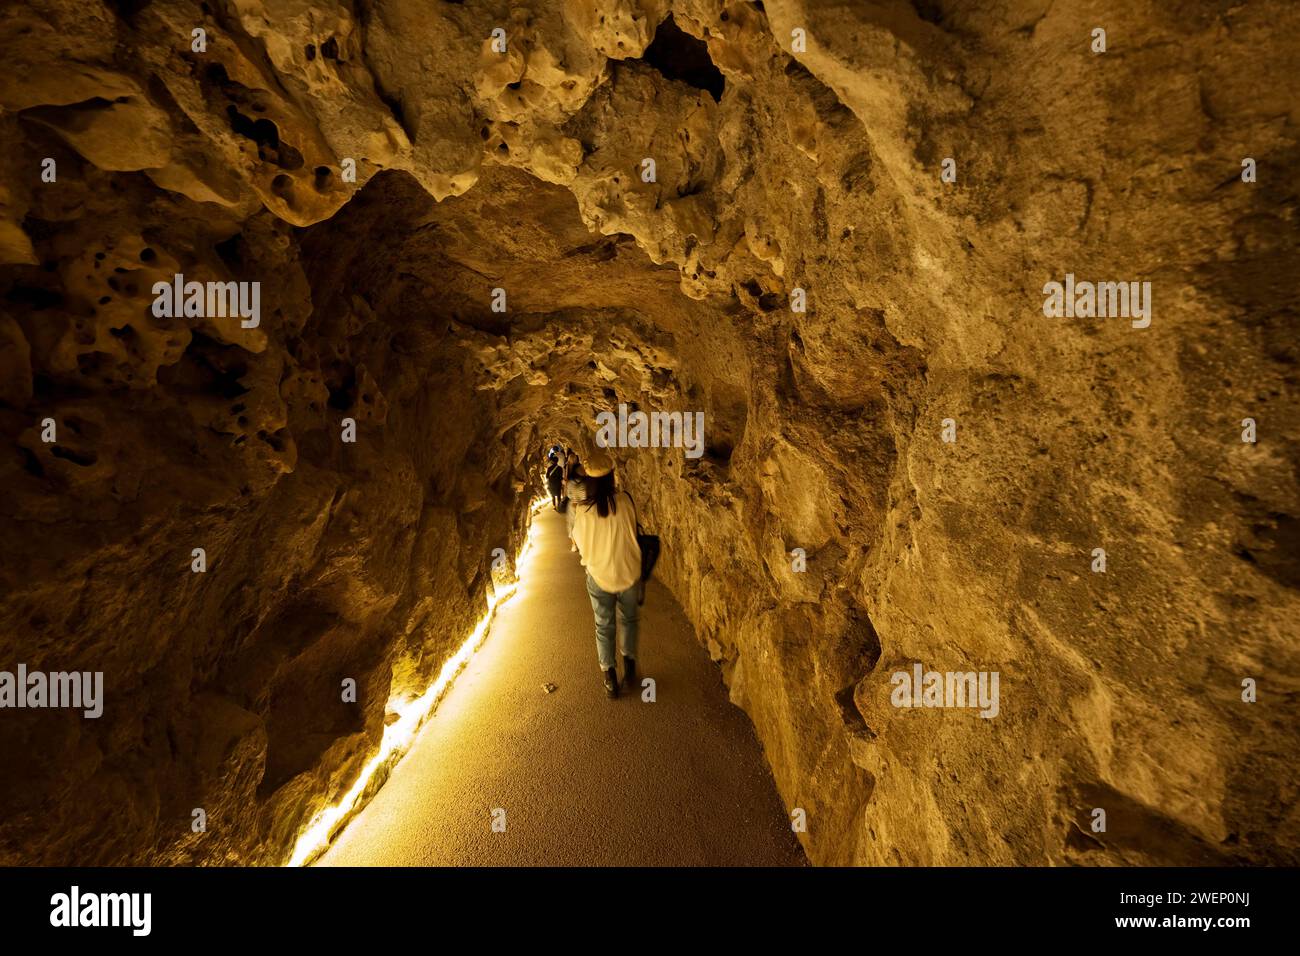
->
xmin=19 ymin=447 xmax=45 ymax=479
xmin=642 ymin=15 xmax=725 ymax=102
xmin=215 ymin=234 xmax=244 ymax=268
xmin=6 ymin=284 xmax=64 ymax=310
xmin=50 ymin=445 xmax=97 ymax=467
xmin=325 ymin=365 xmax=358 ymax=411
xmin=226 ymin=106 xmax=303 ymax=170
xmin=227 ymin=106 xmax=278 ymax=149
xmin=911 ymin=1 xmax=944 ymax=25
xmin=376 ymin=87 xmax=413 ymax=140
xmin=157 ymin=331 xmax=251 ymax=399
xmin=104 ymin=0 xmax=154 ymax=17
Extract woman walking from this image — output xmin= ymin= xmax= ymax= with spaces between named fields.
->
xmin=570 ymin=450 xmax=642 ymax=699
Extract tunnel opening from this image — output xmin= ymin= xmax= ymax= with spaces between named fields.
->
xmin=641 ymin=15 xmax=725 ymax=102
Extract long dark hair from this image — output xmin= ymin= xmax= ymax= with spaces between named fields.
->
xmin=582 ymin=472 xmax=618 ymax=517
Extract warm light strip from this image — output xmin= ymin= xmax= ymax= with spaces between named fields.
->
xmin=286 ymin=497 xmax=549 ymax=867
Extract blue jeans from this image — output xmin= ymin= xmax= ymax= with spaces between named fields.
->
xmin=585 ymin=572 xmax=639 ymax=670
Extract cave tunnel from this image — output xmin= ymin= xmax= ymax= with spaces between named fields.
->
xmin=0 ymin=0 xmax=1298 ymax=902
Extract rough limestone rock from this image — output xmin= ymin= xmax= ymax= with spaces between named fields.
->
xmin=1 ymin=0 xmax=1297 ymax=866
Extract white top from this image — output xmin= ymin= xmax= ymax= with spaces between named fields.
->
xmin=564 ymin=469 xmax=587 ymax=503
xmin=572 ymin=491 xmax=642 ymax=594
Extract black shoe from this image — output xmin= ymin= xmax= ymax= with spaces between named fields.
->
xmin=622 ymin=656 xmax=637 ymax=691
xmin=603 ymin=668 xmax=619 ymax=699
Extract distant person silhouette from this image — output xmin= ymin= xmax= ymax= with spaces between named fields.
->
xmin=545 ymin=453 xmax=563 ymax=510
xmin=570 ymin=450 xmax=643 ymax=699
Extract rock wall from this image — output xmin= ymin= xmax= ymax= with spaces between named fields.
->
xmin=1 ymin=0 xmax=1297 ymax=865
